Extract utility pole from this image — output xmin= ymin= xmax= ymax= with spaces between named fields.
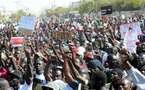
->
xmin=51 ymin=0 xmax=56 ymax=9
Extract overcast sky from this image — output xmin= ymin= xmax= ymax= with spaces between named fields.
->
xmin=0 ymin=0 xmax=79 ymax=14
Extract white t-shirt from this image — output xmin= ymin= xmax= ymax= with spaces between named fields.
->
xmin=35 ymin=73 xmax=46 ymax=85
xmin=46 ymin=80 xmax=73 ymax=90
xmin=102 ymin=53 xmax=108 ymax=65
xmin=127 ymin=67 xmax=145 ymax=90
xmin=19 ymin=73 xmax=47 ymax=90
xmin=18 ymin=82 xmax=33 ymax=90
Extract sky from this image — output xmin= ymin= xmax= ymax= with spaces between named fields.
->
xmin=0 ymin=0 xmax=80 ymax=15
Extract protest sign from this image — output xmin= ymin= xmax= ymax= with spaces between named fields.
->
xmin=10 ymin=37 xmax=24 ymax=47
xmin=101 ymin=6 xmax=112 ymax=15
xmin=52 ymin=31 xmax=73 ymax=40
xmin=120 ymin=22 xmax=142 ymax=39
xmin=123 ymin=32 xmax=138 ymax=53
xmin=18 ymin=16 xmax=36 ymax=35
xmin=120 ymin=24 xmax=129 ymax=39
xmin=122 ymin=22 xmax=142 ymax=53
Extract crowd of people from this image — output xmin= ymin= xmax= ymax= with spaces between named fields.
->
xmin=0 ymin=13 xmax=145 ymax=90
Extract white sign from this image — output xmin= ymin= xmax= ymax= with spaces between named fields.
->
xmin=120 ymin=24 xmax=128 ymax=39
xmin=122 ymin=22 xmax=142 ymax=53
xmin=120 ymin=22 xmax=142 ymax=39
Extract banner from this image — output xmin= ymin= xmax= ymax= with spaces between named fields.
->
xmin=101 ymin=6 xmax=112 ymax=15
xmin=122 ymin=22 xmax=142 ymax=53
xmin=120 ymin=24 xmax=128 ymax=39
xmin=52 ymin=31 xmax=73 ymax=40
xmin=18 ymin=16 xmax=36 ymax=35
xmin=10 ymin=37 xmax=24 ymax=47
xmin=120 ymin=22 xmax=142 ymax=39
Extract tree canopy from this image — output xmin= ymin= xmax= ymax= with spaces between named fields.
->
xmin=78 ymin=0 xmax=145 ymax=14
xmin=10 ymin=10 xmax=29 ymax=22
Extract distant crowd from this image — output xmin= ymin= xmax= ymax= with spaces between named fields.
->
xmin=0 ymin=14 xmax=145 ymax=90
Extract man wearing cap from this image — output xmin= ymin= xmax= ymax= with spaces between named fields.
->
xmin=84 ymin=51 xmax=105 ymax=71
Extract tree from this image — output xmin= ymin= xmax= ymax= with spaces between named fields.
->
xmin=10 ymin=9 xmax=28 ymax=22
xmin=111 ymin=0 xmax=125 ymax=11
xmin=53 ymin=7 xmax=70 ymax=14
xmin=79 ymin=0 xmax=95 ymax=14
xmin=0 ymin=12 xmax=5 ymax=20
xmin=45 ymin=7 xmax=70 ymax=15
xmin=78 ymin=0 xmax=145 ymax=14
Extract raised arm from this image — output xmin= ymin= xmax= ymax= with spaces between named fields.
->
xmin=24 ymin=48 xmax=33 ymax=85
xmin=44 ymin=64 xmax=53 ymax=81
xmin=49 ymin=42 xmax=61 ymax=62
xmin=59 ymin=44 xmax=75 ymax=82
xmin=0 ymin=52 xmax=6 ymax=67
xmin=9 ymin=55 xmax=18 ymax=71
xmin=68 ymin=59 xmax=88 ymax=85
